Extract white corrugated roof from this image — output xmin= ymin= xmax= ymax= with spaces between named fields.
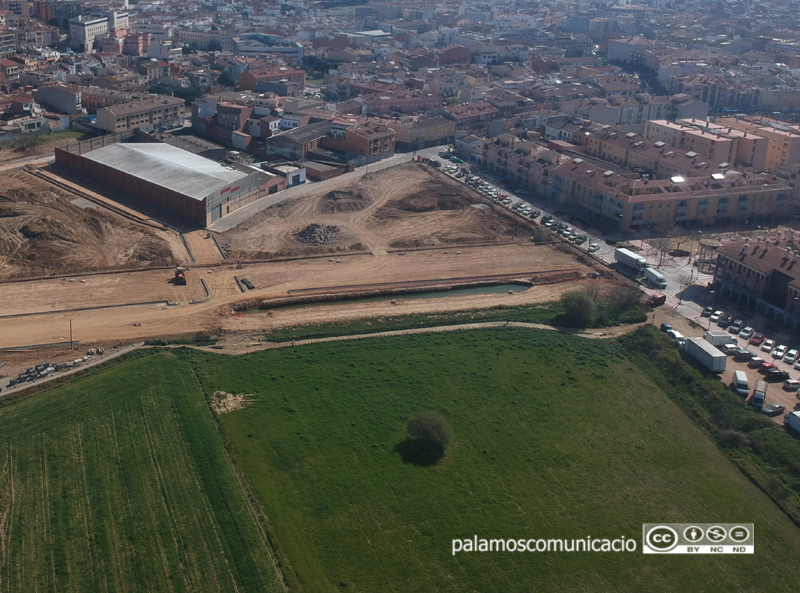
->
xmin=83 ymin=143 xmax=248 ymax=201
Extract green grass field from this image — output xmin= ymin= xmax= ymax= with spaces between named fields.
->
xmin=188 ymin=328 xmax=800 ymax=592
xmin=4 ymin=328 xmax=800 ymax=592
xmin=0 ymin=354 xmax=284 ymax=593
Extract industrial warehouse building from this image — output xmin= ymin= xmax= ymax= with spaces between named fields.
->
xmin=55 ymin=143 xmax=260 ymax=226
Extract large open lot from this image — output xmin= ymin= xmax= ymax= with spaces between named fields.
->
xmin=3 ymin=329 xmax=800 ymax=591
xmin=0 ymin=170 xmax=179 ymax=279
xmin=222 ymin=162 xmax=533 ymax=258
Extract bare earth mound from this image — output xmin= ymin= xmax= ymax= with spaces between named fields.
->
xmin=319 ymin=190 xmax=370 ymax=214
xmin=0 ymin=171 xmax=177 ymax=279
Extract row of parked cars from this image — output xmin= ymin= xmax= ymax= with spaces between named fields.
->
xmin=453 ymin=165 xmax=603 ymax=253
xmin=699 ymin=307 xmax=800 ymax=387
xmin=702 ymin=306 xmax=800 ymax=373
xmin=4 ymin=348 xmax=103 ymax=389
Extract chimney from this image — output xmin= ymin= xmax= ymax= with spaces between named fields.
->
xmin=757 ymin=236 xmax=762 ymax=248
xmin=794 ymin=250 xmax=798 ymax=263
xmin=765 ymin=239 xmax=770 ymax=252
xmin=777 ymin=230 xmax=782 ymax=244
xmin=742 ymin=243 xmax=749 ymax=256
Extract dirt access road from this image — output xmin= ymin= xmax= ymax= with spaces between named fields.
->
xmin=0 ymin=242 xmax=603 ymax=369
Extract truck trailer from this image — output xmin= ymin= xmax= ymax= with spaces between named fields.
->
xmin=614 ymin=248 xmax=648 ymax=273
xmin=644 ymin=267 xmax=668 ymax=288
xmin=785 ymin=410 xmax=800 ymax=434
xmin=704 ymin=330 xmax=735 ymax=347
xmin=683 ymin=337 xmax=726 ymax=373
xmin=751 ymin=380 xmax=768 ymax=409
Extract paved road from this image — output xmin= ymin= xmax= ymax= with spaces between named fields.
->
xmin=0 ymin=342 xmax=141 ymax=395
xmin=209 ymin=147 xmax=442 ymax=232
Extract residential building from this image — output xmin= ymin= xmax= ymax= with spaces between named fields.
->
xmin=95 ymin=96 xmax=185 ymax=133
xmin=483 ymin=134 xmax=566 ymax=193
xmin=645 ymin=119 xmax=769 ymax=170
xmin=384 ymin=115 xmax=456 ymax=150
xmin=32 ymin=83 xmax=82 ymax=114
xmin=550 ymin=158 xmax=792 ymax=230
xmin=444 ymin=101 xmax=501 ymax=135
xmin=238 ymin=66 xmax=305 ymax=91
xmin=319 ymin=118 xmax=396 ymax=164
xmin=263 ymin=120 xmax=332 ymax=160
xmin=585 ymin=126 xmax=727 ymax=180
xmin=714 ymin=237 xmax=800 ymax=329
xmin=719 ymin=116 xmax=800 ymax=172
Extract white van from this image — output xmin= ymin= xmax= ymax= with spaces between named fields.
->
xmin=733 ymin=370 xmax=749 ymax=396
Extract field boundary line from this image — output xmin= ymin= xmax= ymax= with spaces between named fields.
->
xmin=185 ymin=365 xmax=290 ymax=592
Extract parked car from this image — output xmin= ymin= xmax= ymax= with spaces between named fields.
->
xmin=785 ymin=349 xmax=799 ymax=365
xmin=759 ymin=361 xmax=777 ymax=373
xmin=749 ymin=356 xmax=766 ymax=368
xmin=738 ymin=327 xmax=754 ymax=340
xmin=588 ymin=243 xmax=600 ymax=252
xmin=773 ymin=344 xmax=788 ymax=359
xmin=717 ymin=315 xmax=734 ymax=329
xmin=666 ymin=329 xmax=685 ymax=345
xmin=765 ymin=368 xmax=790 ymax=382
xmin=701 ymin=306 xmax=714 ymax=317
xmin=720 ymin=343 xmax=739 ymax=355
xmin=750 ymin=333 xmax=766 ymax=346
xmin=660 ymin=322 xmax=672 ymax=332
xmin=709 ymin=310 xmax=724 ymax=322
xmin=794 ymin=358 xmax=800 ymax=371
xmin=783 ymin=379 xmax=800 ymax=391
xmin=729 ymin=319 xmax=744 ymax=334
xmin=761 ymin=338 xmax=776 ymax=352
xmin=733 ymin=348 xmax=753 ymax=362
xmin=763 ymin=403 xmax=786 ymax=416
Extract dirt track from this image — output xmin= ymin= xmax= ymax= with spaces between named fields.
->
xmin=0 ymin=242 xmax=607 ymax=369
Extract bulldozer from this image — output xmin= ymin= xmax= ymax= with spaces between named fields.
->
xmin=174 ymin=266 xmax=187 ymax=285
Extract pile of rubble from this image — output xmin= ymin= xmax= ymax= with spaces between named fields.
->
xmin=293 ymin=223 xmax=339 ymax=245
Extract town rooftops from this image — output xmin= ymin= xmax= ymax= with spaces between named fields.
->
xmin=717 ymin=239 xmax=800 ymax=289
xmin=101 ymin=95 xmax=184 ymax=116
xmin=271 ymin=120 xmax=332 ymax=144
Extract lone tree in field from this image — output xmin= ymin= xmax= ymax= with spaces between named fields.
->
xmin=395 ymin=412 xmax=453 ymax=465
xmin=559 ymin=290 xmax=596 ymax=328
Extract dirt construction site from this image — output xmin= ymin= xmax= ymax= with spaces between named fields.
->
xmin=0 ymin=161 xmax=621 ymax=375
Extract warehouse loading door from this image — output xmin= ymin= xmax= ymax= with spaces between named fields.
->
xmin=211 ymin=204 xmax=222 ymax=222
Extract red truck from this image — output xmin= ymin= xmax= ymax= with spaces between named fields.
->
xmin=647 ymin=293 xmax=666 ymax=307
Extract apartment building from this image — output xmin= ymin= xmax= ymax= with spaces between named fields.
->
xmin=95 ymin=96 xmax=185 ymax=133
xmin=550 ymin=158 xmax=792 ymax=230
xmin=644 ymin=119 xmax=769 ymax=170
xmin=384 ymin=115 xmax=455 ymax=150
xmin=719 ymin=116 xmax=800 ymax=172
xmin=319 ymin=118 xmax=396 ymax=164
xmin=32 ymin=83 xmax=82 ymax=114
xmin=482 ymin=134 xmax=566 ymax=194
xmin=585 ymin=126 xmax=717 ymax=180
xmin=715 ymin=236 xmax=800 ymax=328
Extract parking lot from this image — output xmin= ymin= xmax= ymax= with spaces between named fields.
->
xmin=661 ymin=308 xmax=800 ymax=424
